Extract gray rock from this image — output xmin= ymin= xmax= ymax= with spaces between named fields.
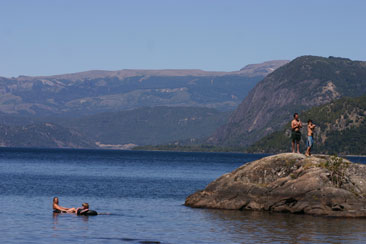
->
xmin=185 ymin=153 xmax=366 ymax=217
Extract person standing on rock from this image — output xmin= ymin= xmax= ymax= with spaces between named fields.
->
xmin=305 ymin=119 xmax=316 ymax=156
xmin=291 ymin=113 xmax=302 ymax=153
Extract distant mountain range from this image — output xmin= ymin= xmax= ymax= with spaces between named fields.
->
xmin=247 ymin=96 xmax=366 ymax=155
xmin=209 ymin=56 xmax=366 ymax=148
xmin=0 ymin=60 xmax=289 ymax=149
xmin=3 ymin=56 xmax=365 ymax=153
xmin=0 ymin=60 xmax=288 ymax=116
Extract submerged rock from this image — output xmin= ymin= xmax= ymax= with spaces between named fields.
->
xmin=185 ymin=153 xmax=366 ymax=217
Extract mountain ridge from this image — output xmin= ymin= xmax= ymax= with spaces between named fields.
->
xmin=0 ymin=60 xmax=288 ymax=116
xmin=209 ymin=55 xmax=366 ymax=147
xmin=6 ymin=60 xmax=289 ymax=81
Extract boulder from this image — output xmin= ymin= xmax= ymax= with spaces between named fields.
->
xmin=185 ymin=153 xmax=366 ymax=217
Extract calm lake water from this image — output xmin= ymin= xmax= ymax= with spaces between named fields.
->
xmin=0 ymin=148 xmax=366 ymax=244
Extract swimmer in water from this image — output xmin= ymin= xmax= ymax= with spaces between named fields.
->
xmin=53 ymin=197 xmax=76 ymax=213
xmin=76 ymin=202 xmax=90 ymax=215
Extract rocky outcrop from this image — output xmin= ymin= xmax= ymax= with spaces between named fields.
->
xmin=185 ymin=153 xmax=366 ymax=217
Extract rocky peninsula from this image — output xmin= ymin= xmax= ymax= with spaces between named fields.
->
xmin=185 ymin=153 xmax=366 ymax=217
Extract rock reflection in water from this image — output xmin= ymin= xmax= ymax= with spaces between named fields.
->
xmin=198 ymin=209 xmax=366 ymax=244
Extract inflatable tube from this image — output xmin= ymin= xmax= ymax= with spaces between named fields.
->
xmin=77 ymin=209 xmax=98 ymax=216
xmin=53 ymin=209 xmax=67 ymax=213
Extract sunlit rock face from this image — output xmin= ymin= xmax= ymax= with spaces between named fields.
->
xmin=186 ymin=153 xmax=366 ymax=217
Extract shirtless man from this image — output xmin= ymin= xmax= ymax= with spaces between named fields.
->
xmin=305 ymin=119 xmax=316 ymax=156
xmin=291 ymin=113 xmax=302 ymax=153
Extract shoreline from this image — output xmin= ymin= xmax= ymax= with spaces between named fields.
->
xmin=0 ymin=146 xmax=365 ymax=157
xmin=132 ymin=146 xmax=366 ymax=157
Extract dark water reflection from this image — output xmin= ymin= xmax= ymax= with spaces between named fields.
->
xmin=199 ymin=209 xmax=366 ymax=244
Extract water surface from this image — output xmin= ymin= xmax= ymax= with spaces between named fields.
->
xmin=0 ymin=148 xmax=365 ymax=244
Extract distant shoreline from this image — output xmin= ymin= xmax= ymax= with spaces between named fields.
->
xmin=0 ymin=146 xmax=365 ymax=157
xmin=132 ymin=146 xmax=366 ymax=157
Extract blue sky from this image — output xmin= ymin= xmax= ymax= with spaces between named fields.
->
xmin=0 ymin=0 xmax=365 ymax=77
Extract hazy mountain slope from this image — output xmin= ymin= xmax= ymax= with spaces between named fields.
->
xmin=19 ymin=60 xmax=289 ymax=81
xmin=59 ymin=106 xmax=231 ymax=146
xmin=246 ymin=96 xmax=366 ymax=155
xmin=209 ymin=56 xmax=366 ymax=147
xmin=0 ymin=122 xmax=96 ymax=149
xmin=0 ymin=60 xmax=288 ymax=116
xmin=0 ymin=113 xmax=37 ymax=126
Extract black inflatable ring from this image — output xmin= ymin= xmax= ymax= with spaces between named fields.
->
xmin=53 ymin=209 xmax=66 ymax=213
xmin=78 ymin=210 xmax=98 ymax=216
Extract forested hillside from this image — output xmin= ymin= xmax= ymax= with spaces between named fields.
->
xmin=60 ymin=106 xmax=230 ymax=147
xmin=247 ymin=96 xmax=366 ymax=155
